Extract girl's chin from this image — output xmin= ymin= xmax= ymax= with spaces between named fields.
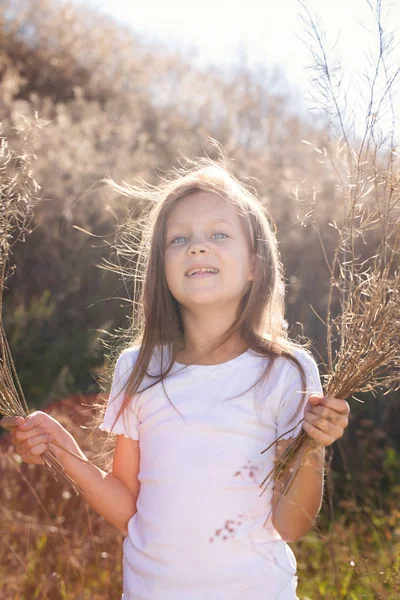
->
xmin=177 ymin=294 xmax=236 ymax=307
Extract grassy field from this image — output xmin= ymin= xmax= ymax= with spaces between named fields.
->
xmin=1 ymin=399 xmax=399 ymax=600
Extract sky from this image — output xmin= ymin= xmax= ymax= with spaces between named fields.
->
xmin=80 ymin=0 xmax=400 ymax=143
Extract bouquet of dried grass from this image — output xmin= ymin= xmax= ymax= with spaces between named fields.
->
xmin=260 ymin=244 xmax=400 ymax=503
xmin=260 ymin=0 xmax=400 ymax=523
xmin=0 ymin=118 xmax=87 ymax=494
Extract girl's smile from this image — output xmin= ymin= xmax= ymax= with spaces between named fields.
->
xmin=187 ymin=271 xmax=218 ymax=277
xmin=185 ymin=266 xmax=220 ymax=277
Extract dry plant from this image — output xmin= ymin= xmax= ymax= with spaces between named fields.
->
xmin=261 ymin=0 xmax=400 ymax=527
xmin=0 ymin=117 xmax=88 ymax=494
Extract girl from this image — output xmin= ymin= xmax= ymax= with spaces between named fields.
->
xmin=1 ymin=160 xmax=350 ymax=599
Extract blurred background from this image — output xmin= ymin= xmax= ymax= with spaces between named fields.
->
xmin=0 ymin=0 xmax=399 ymax=597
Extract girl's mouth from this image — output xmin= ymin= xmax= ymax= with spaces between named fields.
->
xmin=186 ymin=267 xmax=220 ymax=277
xmin=187 ymin=272 xmax=219 ymax=278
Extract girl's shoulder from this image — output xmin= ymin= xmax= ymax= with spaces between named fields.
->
xmin=275 ymin=346 xmax=322 ymax=393
xmin=117 ymin=344 xmax=167 ymax=374
xmin=284 ymin=345 xmax=319 ymax=367
xmin=261 ymin=344 xmax=321 ymax=381
xmin=113 ymin=345 xmax=141 ymax=369
xmin=119 ymin=345 xmax=141 ymax=361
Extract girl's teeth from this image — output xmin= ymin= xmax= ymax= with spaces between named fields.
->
xmin=190 ymin=270 xmax=218 ymax=276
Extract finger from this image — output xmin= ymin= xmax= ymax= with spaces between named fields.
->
xmin=307 ymin=393 xmax=324 ymax=404
xmin=303 ymin=420 xmax=332 ymax=447
xmin=0 ymin=416 xmax=25 ymax=430
xmin=306 ymin=405 xmax=348 ymax=427
xmin=18 ymin=433 xmax=53 ymax=457
xmin=18 ymin=413 xmax=43 ymax=431
xmin=18 ymin=411 xmax=59 ymax=434
xmin=20 ymin=441 xmax=50 ymax=465
xmin=318 ymin=396 xmax=350 ymax=415
xmin=18 ymin=444 xmax=48 ymax=465
xmin=12 ymin=426 xmax=47 ymax=445
xmin=304 ymin=411 xmax=344 ymax=437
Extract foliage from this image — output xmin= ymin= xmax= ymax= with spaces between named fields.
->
xmin=0 ymin=0 xmax=343 ymax=410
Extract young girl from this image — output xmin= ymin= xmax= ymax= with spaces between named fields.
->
xmin=1 ymin=160 xmax=350 ymax=599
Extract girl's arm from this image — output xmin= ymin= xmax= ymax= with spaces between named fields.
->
xmin=272 ymin=438 xmax=325 ymax=542
xmin=3 ymin=412 xmax=139 ymax=536
xmin=54 ymin=428 xmax=139 ymax=536
xmin=272 ymin=391 xmax=349 ymax=541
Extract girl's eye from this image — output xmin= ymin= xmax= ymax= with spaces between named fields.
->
xmin=171 ymin=233 xmax=228 ymax=244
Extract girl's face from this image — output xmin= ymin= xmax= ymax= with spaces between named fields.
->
xmin=164 ymin=192 xmax=255 ymax=309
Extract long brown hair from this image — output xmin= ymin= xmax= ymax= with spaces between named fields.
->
xmin=93 ymin=154 xmax=314 ymax=469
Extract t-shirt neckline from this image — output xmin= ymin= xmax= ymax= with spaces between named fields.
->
xmin=174 ymin=348 xmax=252 ymax=371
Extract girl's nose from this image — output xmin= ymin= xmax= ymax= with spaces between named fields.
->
xmin=188 ymin=242 xmax=209 ymax=255
xmin=189 ymin=248 xmax=208 ymax=255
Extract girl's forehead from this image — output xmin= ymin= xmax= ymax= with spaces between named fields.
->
xmin=167 ymin=192 xmax=239 ymax=224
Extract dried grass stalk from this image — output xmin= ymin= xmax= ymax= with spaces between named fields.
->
xmin=0 ymin=118 xmax=87 ymax=495
xmin=260 ymin=0 xmax=400 ymax=526
xmin=260 ymin=251 xmax=400 ymax=503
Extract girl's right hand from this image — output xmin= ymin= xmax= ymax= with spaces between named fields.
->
xmin=0 ymin=411 xmax=69 ymax=465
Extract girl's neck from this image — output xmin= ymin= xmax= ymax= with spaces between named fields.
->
xmin=175 ymin=339 xmax=249 ymax=366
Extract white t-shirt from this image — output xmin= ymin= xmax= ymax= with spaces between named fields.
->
xmin=99 ymin=344 xmax=323 ymax=600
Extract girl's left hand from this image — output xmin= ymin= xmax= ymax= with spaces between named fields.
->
xmin=303 ymin=394 xmax=350 ymax=448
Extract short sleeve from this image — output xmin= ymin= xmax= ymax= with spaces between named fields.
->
xmin=273 ymin=349 xmax=323 ymax=440
xmin=98 ymin=347 xmax=141 ymax=440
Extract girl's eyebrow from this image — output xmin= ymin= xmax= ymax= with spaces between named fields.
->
xmin=167 ymin=218 xmax=232 ymax=231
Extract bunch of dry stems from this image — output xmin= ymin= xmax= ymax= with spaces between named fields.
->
xmin=0 ymin=118 xmax=88 ymax=494
xmin=261 ymin=0 xmax=400 ymax=527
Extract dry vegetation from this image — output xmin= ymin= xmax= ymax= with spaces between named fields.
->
xmin=0 ymin=0 xmax=399 ymax=597
xmin=260 ymin=0 xmax=400 ymax=548
xmin=0 ymin=397 xmax=125 ymax=600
